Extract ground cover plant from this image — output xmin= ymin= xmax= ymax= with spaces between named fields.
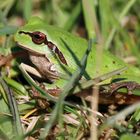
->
xmin=0 ymin=0 xmax=140 ymax=139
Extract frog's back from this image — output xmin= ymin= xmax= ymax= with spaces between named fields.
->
xmin=38 ymin=19 xmax=140 ymax=80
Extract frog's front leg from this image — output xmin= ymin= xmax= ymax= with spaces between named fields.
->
xmin=20 ymin=63 xmax=62 ymax=96
xmin=20 ymin=63 xmax=43 ymax=78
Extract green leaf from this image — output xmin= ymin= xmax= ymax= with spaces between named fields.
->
xmin=0 ymin=25 xmax=18 ymax=35
xmin=4 ymin=77 xmax=28 ymax=95
xmin=131 ymin=108 xmax=140 ymax=122
xmin=120 ymin=134 xmax=140 ymax=140
xmin=23 ymin=0 xmax=32 ymax=21
xmin=0 ymin=95 xmax=13 ymax=139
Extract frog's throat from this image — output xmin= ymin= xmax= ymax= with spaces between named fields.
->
xmin=29 ymin=50 xmax=59 ymax=82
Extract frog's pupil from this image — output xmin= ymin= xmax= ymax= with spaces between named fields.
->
xmin=34 ymin=34 xmax=41 ymax=39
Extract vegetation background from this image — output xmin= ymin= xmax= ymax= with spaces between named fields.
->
xmin=0 ymin=0 xmax=140 ymax=139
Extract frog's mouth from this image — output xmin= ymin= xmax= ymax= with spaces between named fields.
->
xmin=17 ymin=43 xmax=46 ymax=56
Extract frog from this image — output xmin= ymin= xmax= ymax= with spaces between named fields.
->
xmin=14 ymin=17 xmax=140 ymax=95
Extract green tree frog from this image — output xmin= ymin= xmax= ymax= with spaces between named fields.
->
xmin=14 ymin=17 xmax=140 ymax=94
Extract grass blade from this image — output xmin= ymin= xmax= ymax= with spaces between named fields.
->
xmin=0 ymin=75 xmax=23 ymax=139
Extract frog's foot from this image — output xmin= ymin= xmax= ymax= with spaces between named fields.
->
xmin=30 ymin=87 xmax=50 ymax=110
xmin=39 ymin=84 xmax=61 ymax=97
xmin=109 ymin=81 xmax=140 ymax=95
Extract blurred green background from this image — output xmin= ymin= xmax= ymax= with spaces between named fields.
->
xmin=0 ymin=0 xmax=140 ymax=140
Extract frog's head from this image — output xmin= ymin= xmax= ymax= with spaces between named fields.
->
xmin=14 ymin=17 xmax=67 ymax=65
xmin=14 ymin=17 xmax=49 ymax=54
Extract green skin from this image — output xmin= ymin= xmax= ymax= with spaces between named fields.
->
xmin=14 ymin=17 xmax=140 ymax=92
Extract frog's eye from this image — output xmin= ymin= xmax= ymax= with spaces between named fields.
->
xmin=19 ymin=31 xmax=47 ymax=45
xmin=31 ymin=31 xmax=46 ymax=45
